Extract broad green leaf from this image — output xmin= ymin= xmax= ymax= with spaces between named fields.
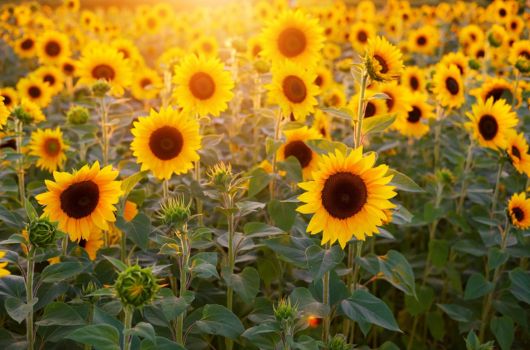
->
xmin=341 ymin=290 xmax=401 ymax=332
xmin=225 ymin=267 xmax=260 ymax=304
xmin=509 ymin=268 xmax=530 ymax=305
xmin=66 ymin=324 xmax=120 ymax=350
xmin=36 ymin=302 xmax=85 ymax=326
xmin=490 ymin=316 xmax=514 ymax=350
xmin=464 ymin=273 xmax=493 ymax=300
xmin=195 ymin=304 xmax=244 ymax=339
xmin=387 ymin=169 xmax=424 ymax=193
xmin=40 ymin=262 xmax=88 ymax=283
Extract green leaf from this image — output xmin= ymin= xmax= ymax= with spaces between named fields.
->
xmin=127 ymin=322 xmax=156 ymax=344
xmin=509 ymin=268 xmax=530 ymax=304
xmin=40 ymin=262 xmax=88 ymax=283
xmin=341 ymin=290 xmax=401 ymax=332
xmin=267 ymin=199 xmax=297 ymax=231
xmin=66 ymin=324 xmax=120 ymax=350
xmin=103 ymin=255 xmax=128 ymax=272
xmin=437 ymin=304 xmax=473 ymax=323
xmin=387 ymin=169 xmax=424 ymax=193
xmin=362 ymin=113 xmax=396 ymax=135
xmin=490 ymin=316 xmax=514 ymax=350
xmin=36 ymin=302 xmax=86 ymax=326
xmin=243 ymin=222 xmax=284 ymax=238
xmin=121 ymin=171 xmax=148 ymax=198
xmin=307 ymin=245 xmax=344 ymax=281
xmin=378 ymin=250 xmax=416 ymax=297
xmin=195 ymin=304 xmax=244 ymax=339
xmin=429 ymin=239 xmax=449 ymax=268
xmin=225 ymin=267 xmax=260 ymax=304
xmin=115 ymin=213 xmax=151 ymax=250
xmin=247 ymin=168 xmax=270 ymax=198
xmin=5 ymin=296 xmax=37 ymax=323
xmin=464 ymin=273 xmax=493 ymax=300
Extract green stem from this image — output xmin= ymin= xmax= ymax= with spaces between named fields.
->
xmin=25 ymin=246 xmax=35 ymax=350
xmin=269 ymin=110 xmax=283 ymax=200
xmin=123 ymin=306 xmax=133 ymax=350
xmin=15 ymin=119 xmax=25 ymax=207
xmin=354 ymin=72 xmax=368 ymax=149
xmin=456 ymin=138 xmax=474 ymax=216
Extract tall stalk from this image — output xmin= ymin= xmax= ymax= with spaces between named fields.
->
xmin=15 ymin=119 xmax=25 ymax=207
xmin=25 ymin=246 xmax=35 ymax=350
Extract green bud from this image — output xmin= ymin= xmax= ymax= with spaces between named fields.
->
xmin=92 ymin=81 xmax=111 ymax=97
xmin=253 ymin=59 xmax=270 ymax=74
xmin=157 ymin=195 xmax=190 ymax=229
xmin=328 ymin=334 xmax=351 ymax=350
xmin=468 ymin=59 xmax=481 ymax=70
xmin=11 ymin=106 xmax=33 ymax=123
xmin=115 ymin=265 xmax=159 ymax=308
xmin=515 ymin=58 xmax=530 ymax=74
xmin=66 ymin=105 xmax=90 ymax=125
xmin=274 ymin=298 xmax=297 ymax=323
xmin=28 ymin=218 xmax=57 ymax=248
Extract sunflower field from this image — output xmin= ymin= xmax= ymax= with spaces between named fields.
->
xmin=0 ymin=0 xmax=530 ymax=349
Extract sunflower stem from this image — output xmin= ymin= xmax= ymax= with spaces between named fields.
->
xmin=15 ymin=119 xmax=25 ymax=208
xmin=123 ymin=306 xmax=133 ymax=350
xmin=456 ymin=137 xmax=474 ymax=216
xmin=322 ymin=243 xmax=331 ymax=345
xmin=354 ymin=72 xmax=369 ymax=149
xmin=25 ymin=246 xmax=35 ymax=350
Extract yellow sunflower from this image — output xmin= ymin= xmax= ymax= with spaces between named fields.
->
xmin=508 ymin=193 xmax=530 ymax=229
xmin=408 ymin=25 xmax=439 ymax=55
xmin=17 ymin=77 xmax=52 ymax=108
xmin=0 ymin=251 xmax=10 ymax=278
xmin=0 ymin=87 xmax=18 ymax=110
xmin=365 ymin=36 xmax=404 ymax=82
xmin=506 ymin=131 xmax=530 ymax=176
xmin=36 ymin=162 xmax=123 ymax=241
xmin=77 ymin=44 xmax=132 ymax=97
xmin=173 ymin=54 xmax=234 ymax=117
xmin=349 ymin=22 xmax=376 ymax=54
xmin=267 ymin=60 xmax=319 ymax=121
xmin=37 ymin=30 xmax=71 ymax=65
xmin=131 ymin=67 xmax=162 ymax=101
xmin=34 ymin=66 xmax=65 ymax=96
xmin=277 ymin=126 xmax=321 ymax=179
xmin=297 ymin=147 xmax=396 ymax=248
xmin=393 ymin=92 xmax=434 ymax=138
xmin=28 ymin=127 xmax=68 ymax=173
xmin=14 ymin=34 xmax=37 ymax=59
xmin=131 ymin=107 xmax=201 ymax=180
xmin=77 ymin=229 xmax=103 ymax=261
xmin=466 ymin=97 xmax=518 ymax=150
xmin=261 ymin=9 xmax=324 ymax=67
xmin=432 ymin=64 xmax=465 ymax=109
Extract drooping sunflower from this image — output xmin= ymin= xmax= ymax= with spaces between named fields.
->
xmin=277 ymin=126 xmax=321 ymax=179
xmin=393 ymin=92 xmax=434 ymax=138
xmin=297 ymin=148 xmax=396 ymax=248
xmin=36 ymin=162 xmax=123 ymax=241
xmin=131 ymin=67 xmax=162 ymax=101
xmin=34 ymin=66 xmax=65 ymax=96
xmin=507 ymin=193 xmax=530 ymax=229
xmin=267 ymin=60 xmax=319 ymax=121
xmin=28 ymin=128 xmax=68 ymax=173
xmin=506 ymin=131 xmax=530 ymax=176
xmin=432 ymin=64 xmax=465 ymax=109
xmin=0 ymin=87 xmax=18 ymax=110
xmin=131 ymin=107 xmax=201 ymax=180
xmin=173 ymin=54 xmax=234 ymax=117
xmin=77 ymin=229 xmax=103 ymax=261
xmin=36 ymin=30 xmax=71 ymax=65
xmin=408 ymin=25 xmax=439 ymax=55
xmin=365 ymin=36 xmax=404 ymax=82
xmin=77 ymin=44 xmax=132 ymax=97
xmin=466 ymin=97 xmax=518 ymax=150
xmin=14 ymin=34 xmax=37 ymax=59
xmin=261 ymin=9 xmax=324 ymax=67
xmin=17 ymin=77 xmax=52 ymax=108
xmin=349 ymin=22 xmax=376 ymax=54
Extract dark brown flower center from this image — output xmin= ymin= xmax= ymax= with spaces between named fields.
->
xmin=189 ymin=72 xmax=215 ymax=100
xmin=92 ymin=64 xmax=116 ymax=81
xmin=374 ymin=54 xmax=389 ymax=74
xmin=478 ymin=114 xmax=498 ymax=140
xmin=512 ymin=145 xmax=521 ymax=159
xmin=410 ymin=76 xmax=419 ymax=91
xmin=44 ymin=138 xmax=61 ymax=156
xmin=407 ymin=106 xmax=422 ymax=123
xmin=21 ymin=38 xmax=34 ymax=50
xmin=321 ymin=172 xmax=368 ymax=219
xmin=44 ymin=41 xmax=61 ymax=57
xmin=512 ymin=206 xmax=524 ymax=221
xmin=283 ymin=140 xmax=312 ymax=168
xmin=357 ymin=30 xmax=368 ymax=43
xmin=282 ymin=75 xmax=307 ymax=103
xmin=416 ymin=36 xmax=427 ymax=46
xmin=149 ymin=126 xmax=183 ymax=160
xmin=28 ymin=86 xmax=41 ymax=99
xmin=445 ymin=77 xmax=459 ymax=95
xmin=364 ymin=102 xmax=376 ymax=118
xmin=60 ymin=180 xmax=100 ymax=219
xmin=278 ymin=27 xmax=307 ymax=58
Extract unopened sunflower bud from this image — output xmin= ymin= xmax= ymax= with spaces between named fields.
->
xmin=328 ymin=334 xmax=351 ymax=350
xmin=92 ymin=81 xmax=111 ymax=97
xmin=28 ymin=218 xmax=57 ymax=248
xmin=67 ymin=105 xmax=90 ymax=125
xmin=274 ymin=298 xmax=297 ymax=323
xmin=207 ymin=162 xmax=233 ymax=190
xmin=157 ymin=196 xmax=190 ymax=229
xmin=115 ymin=265 xmax=159 ymax=308
xmin=515 ymin=58 xmax=530 ymax=74
xmin=253 ymin=59 xmax=270 ymax=74
xmin=468 ymin=59 xmax=480 ymax=70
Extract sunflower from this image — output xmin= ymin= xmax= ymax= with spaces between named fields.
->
xmin=261 ymin=9 xmax=324 ymax=67
xmin=509 ymin=40 xmax=530 ymax=65
xmin=0 ymin=98 xmax=8 ymax=130
xmin=471 ymin=77 xmax=516 ymax=105
xmin=277 ymin=126 xmax=321 ymax=179
xmin=349 ymin=90 xmax=388 ymax=120
xmin=312 ymin=109 xmax=331 ymax=140
xmin=297 ymin=148 xmax=396 ymax=248
xmin=267 ymin=60 xmax=319 ymax=121
xmin=349 ymin=22 xmax=376 ymax=54
xmin=173 ymin=54 xmax=234 ymax=117
xmin=14 ymin=34 xmax=37 ymax=59
xmin=18 ymin=99 xmax=46 ymax=123
xmin=131 ymin=67 xmax=162 ymax=101
xmin=77 ymin=229 xmax=103 ymax=261
xmin=17 ymin=77 xmax=52 ymax=108
xmin=28 ymin=128 xmax=68 ymax=172
xmin=507 ymin=193 xmax=530 ymax=229
xmin=432 ymin=64 xmax=465 ymax=109
xmin=408 ymin=25 xmax=439 ymax=55
xmin=365 ymin=36 xmax=404 ymax=82
xmin=36 ymin=162 xmax=123 ymax=241
xmin=393 ymin=92 xmax=434 ymax=138
xmin=131 ymin=107 xmax=201 ymax=180
xmin=0 ymin=87 xmax=18 ymax=110
xmin=506 ymin=131 xmax=530 ymax=176
xmin=37 ymin=30 xmax=70 ymax=64
xmin=0 ymin=251 xmax=10 ymax=278
xmin=466 ymin=97 xmax=518 ymax=150
xmin=77 ymin=44 xmax=132 ymax=97
xmin=34 ymin=66 xmax=65 ymax=96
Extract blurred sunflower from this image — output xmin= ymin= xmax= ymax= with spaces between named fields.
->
xmin=277 ymin=126 xmax=321 ymax=179
xmin=77 ymin=45 xmax=132 ymax=97
xmin=506 ymin=131 xmax=530 ymax=176
xmin=394 ymin=92 xmax=433 ymax=138
xmin=297 ymin=148 xmax=396 ymax=248
xmin=365 ymin=36 xmax=404 ymax=82
xmin=466 ymin=97 xmax=517 ymax=150
xmin=77 ymin=230 xmax=103 ymax=261
xmin=37 ymin=30 xmax=70 ymax=64
xmin=36 ymin=162 xmax=123 ymax=241
xmin=0 ymin=87 xmax=18 ymax=110
xmin=131 ymin=67 xmax=162 ymax=101
xmin=508 ymin=193 xmax=530 ymax=229
xmin=28 ymin=128 xmax=68 ymax=173
xmin=432 ymin=64 xmax=465 ymax=109
xmin=173 ymin=54 xmax=234 ymax=117
xmin=131 ymin=107 xmax=201 ymax=180
xmin=261 ymin=9 xmax=324 ymax=67
xmin=267 ymin=60 xmax=319 ymax=121
xmin=17 ymin=77 xmax=52 ymax=108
